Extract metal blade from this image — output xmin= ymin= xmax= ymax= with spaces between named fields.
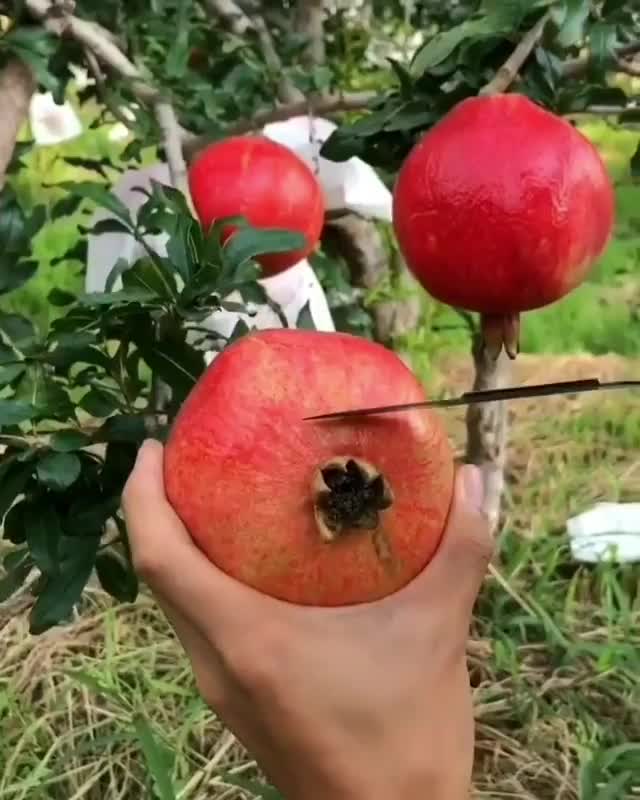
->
xmin=304 ymin=379 xmax=640 ymax=421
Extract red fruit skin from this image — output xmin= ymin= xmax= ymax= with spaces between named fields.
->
xmin=164 ymin=329 xmax=454 ymax=606
xmin=188 ymin=136 xmax=325 ymax=276
xmin=392 ymin=93 xmax=616 ymax=313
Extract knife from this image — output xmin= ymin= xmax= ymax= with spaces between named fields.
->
xmin=304 ymin=379 xmax=640 ymax=421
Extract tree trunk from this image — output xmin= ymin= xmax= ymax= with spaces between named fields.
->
xmin=465 ymin=336 xmax=512 ymax=535
xmin=323 ymin=214 xmax=421 ymax=345
xmin=295 ymin=0 xmax=325 ymax=67
xmin=0 ymin=58 xmax=36 ymax=189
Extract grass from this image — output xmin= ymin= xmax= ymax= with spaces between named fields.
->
xmin=1 ymin=112 xmax=639 ymax=798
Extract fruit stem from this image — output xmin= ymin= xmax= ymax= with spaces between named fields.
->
xmin=311 ymin=456 xmax=396 ymax=566
xmin=480 ymin=313 xmax=521 ymax=360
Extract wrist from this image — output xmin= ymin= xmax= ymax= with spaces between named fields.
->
xmin=295 ymin=765 xmax=469 ymax=800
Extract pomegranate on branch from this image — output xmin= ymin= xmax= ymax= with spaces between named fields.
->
xmin=188 ymin=135 xmax=325 ymax=276
xmin=392 ymin=93 xmax=616 ymax=358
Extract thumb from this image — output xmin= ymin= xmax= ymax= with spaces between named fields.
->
xmin=409 ymin=464 xmax=494 ymax=612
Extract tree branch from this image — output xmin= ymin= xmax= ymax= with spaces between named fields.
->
xmin=203 ymin=0 xmax=302 ymax=103
xmin=295 ymin=0 xmax=325 ymax=67
xmin=25 ymin=0 xmax=158 ymax=102
xmin=0 ymin=58 xmax=36 ymax=189
xmin=154 ymin=100 xmax=189 ymax=196
xmin=201 ymin=0 xmax=254 ymax=35
xmin=182 ymin=90 xmax=376 ymax=159
xmin=467 ymin=14 xmax=554 ymax=533
xmin=480 ymin=12 xmax=550 ymax=95
xmin=562 ymin=39 xmax=640 ymax=78
xmin=616 ymin=56 xmax=640 ymax=77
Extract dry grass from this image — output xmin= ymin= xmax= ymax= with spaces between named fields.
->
xmin=1 ymin=354 xmax=639 ymax=799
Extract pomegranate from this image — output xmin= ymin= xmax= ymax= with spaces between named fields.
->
xmin=164 ymin=329 xmax=454 ymax=606
xmin=392 ymin=93 xmax=615 ymax=358
xmin=188 ymin=135 xmax=325 ymax=276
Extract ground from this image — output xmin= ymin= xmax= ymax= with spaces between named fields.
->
xmin=1 ymin=352 xmax=639 ymax=800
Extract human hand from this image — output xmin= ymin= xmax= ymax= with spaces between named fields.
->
xmin=122 ymin=439 xmax=492 ymax=800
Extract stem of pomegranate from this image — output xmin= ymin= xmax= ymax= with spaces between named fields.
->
xmin=465 ymin=317 xmax=512 ymax=535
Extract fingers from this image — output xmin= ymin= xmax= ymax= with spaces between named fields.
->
xmin=402 ymin=464 xmax=493 ymax=613
xmin=122 ymin=439 xmax=266 ymax=641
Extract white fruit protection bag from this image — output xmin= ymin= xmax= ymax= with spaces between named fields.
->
xmin=85 ymin=116 xmax=393 ymax=360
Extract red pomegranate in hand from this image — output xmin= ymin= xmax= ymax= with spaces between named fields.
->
xmin=392 ymin=93 xmax=615 ymax=358
xmin=188 ymin=135 xmax=325 ymax=276
xmin=164 ymin=329 xmax=454 ymax=606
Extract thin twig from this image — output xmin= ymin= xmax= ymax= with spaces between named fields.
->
xmin=200 ymin=0 xmax=254 ymax=35
xmin=154 ymin=99 xmax=190 ymax=196
xmin=83 ymin=47 xmax=135 ymax=129
xmin=616 ymin=57 xmax=640 ymax=77
xmin=480 ymin=12 xmax=550 ymax=95
xmin=25 ymin=0 xmax=158 ymax=102
xmin=562 ymin=39 xmax=640 ymax=78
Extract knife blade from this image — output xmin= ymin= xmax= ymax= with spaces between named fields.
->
xmin=304 ymin=379 xmax=640 ymax=421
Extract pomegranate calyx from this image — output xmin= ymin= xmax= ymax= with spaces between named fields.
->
xmin=312 ymin=456 xmax=394 ymax=544
xmin=480 ymin=312 xmax=521 ymax=360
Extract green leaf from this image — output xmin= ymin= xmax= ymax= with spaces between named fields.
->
xmin=94 ymin=415 xmax=148 ymax=444
xmin=50 ymin=430 xmax=92 ymax=452
xmin=0 ymin=400 xmax=35 ymax=427
xmin=552 ymin=0 xmax=590 ymax=48
xmin=296 ymin=301 xmax=316 ymax=330
xmin=3 ymin=500 xmax=28 ymax=544
xmin=25 ymin=503 xmax=63 ymax=575
xmin=79 ymin=387 xmax=120 ymax=418
xmin=90 ymin=218 xmax=133 ymax=236
xmin=2 ymin=27 xmax=60 ymax=94
xmin=411 ymin=18 xmax=497 ymax=75
xmin=132 ymin=716 xmax=177 ymax=800
xmin=631 ymin=142 xmax=640 ymax=181
xmin=64 ymin=494 xmax=120 ymax=536
xmin=235 ymin=282 xmax=268 ymax=305
xmin=57 ymin=182 xmax=133 ymax=225
xmin=594 ymin=771 xmax=633 ymax=800
xmin=48 ymin=288 xmax=77 ymax=307
xmin=0 ymin=362 xmax=26 ymax=388
xmin=51 ymin=194 xmax=85 ymax=218
xmin=63 ymin=156 xmax=111 ymax=177
xmin=29 ymin=534 xmax=101 ymax=634
xmin=165 ymin=214 xmax=201 ymax=283
xmin=223 ymin=228 xmax=307 ymax=273
xmin=51 ymin=239 xmax=88 ymax=267
xmin=0 ymin=312 xmax=37 ymax=349
xmin=588 ymin=23 xmax=618 ymax=71
xmin=122 ymin=257 xmax=177 ymax=300
xmin=101 ymin=442 xmax=138 ymax=494
xmin=36 ymin=452 xmax=82 ymax=490
xmin=0 ymin=257 xmax=38 ymax=294
xmin=95 ymin=551 xmax=138 ymax=603
xmin=0 ymin=548 xmax=33 ymax=603
xmin=227 ymin=318 xmax=251 ymax=344
xmin=132 ymin=320 xmax=205 ymax=402
xmin=78 ymin=288 xmax=156 ymax=306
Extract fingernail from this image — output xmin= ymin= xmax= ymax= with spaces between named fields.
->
xmin=461 ymin=464 xmax=484 ymax=512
